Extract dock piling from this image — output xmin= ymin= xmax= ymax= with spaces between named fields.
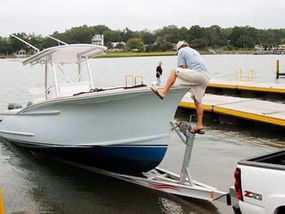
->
xmin=235 ymin=69 xmax=254 ymax=81
xmin=276 ymin=60 xmax=285 ymax=79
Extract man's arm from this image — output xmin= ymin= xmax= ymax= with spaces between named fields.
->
xmin=179 ymin=64 xmax=187 ymax=69
xmin=177 ymin=49 xmax=187 ymax=68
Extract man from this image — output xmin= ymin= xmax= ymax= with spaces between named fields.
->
xmin=151 ymin=41 xmax=209 ymax=134
xmin=155 ymin=61 xmax=163 ymax=85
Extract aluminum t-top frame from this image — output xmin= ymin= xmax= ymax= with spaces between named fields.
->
xmin=9 ymin=34 xmax=107 ymax=99
xmin=23 ymin=44 xmax=107 ymax=99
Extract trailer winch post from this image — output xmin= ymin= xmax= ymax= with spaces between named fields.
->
xmin=180 ymin=129 xmax=195 ymax=185
xmin=171 ymin=115 xmax=195 ymax=185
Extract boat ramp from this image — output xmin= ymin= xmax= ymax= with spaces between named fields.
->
xmin=179 ymin=80 xmax=285 ymax=127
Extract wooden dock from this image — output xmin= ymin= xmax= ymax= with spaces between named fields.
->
xmin=208 ymin=79 xmax=285 ymax=94
xmin=179 ymin=93 xmax=285 ymax=127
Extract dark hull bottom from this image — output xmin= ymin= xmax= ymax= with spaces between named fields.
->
xmin=9 ymin=140 xmax=168 ymax=174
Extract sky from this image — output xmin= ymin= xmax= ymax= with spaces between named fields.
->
xmin=1 ymin=0 xmax=285 ymax=37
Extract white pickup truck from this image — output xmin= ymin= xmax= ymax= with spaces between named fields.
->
xmin=232 ymin=150 xmax=285 ymax=214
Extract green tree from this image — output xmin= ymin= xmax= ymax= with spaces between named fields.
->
xmin=122 ymin=28 xmax=135 ymax=42
xmin=206 ymin=25 xmax=227 ymax=47
xmin=104 ymin=30 xmax=123 ymax=43
xmin=150 ymin=41 xmax=173 ymax=52
xmin=126 ymin=38 xmax=145 ymax=51
xmin=9 ymin=33 xmax=29 ymax=53
xmin=64 ymin=25 xmax=94 ymax=43
xmin=190 ymin=38 xmax=209 ymax=49
xmin=229 ymin=26 xmax=257 ymax=48
xmin=189 ymin=25 xmax=206 ymax=41
xmin=139 ymin=30 xmax=156 ymax=45
xmin=0 ymin=37 xmax=11 ymax=55
xmin=2 ymin=24 xmax=285 ymax=54
xmin=178 ymin=27 xmax=190 ymax=42
xmin=154 ymin=25 xmax=180 ymax=43
xmin=236 ymin=35 xmax=254 ymax=48
xmin=92 ymin=25 xmax=111 ymax=34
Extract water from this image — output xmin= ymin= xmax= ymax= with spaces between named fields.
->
xmin=1 ymin=55 xmax=285 ymax=109
xmin=1 ymin=55 xmax=285 ymax=110
xmin=0 ymin=55 xmax=285 ymax=214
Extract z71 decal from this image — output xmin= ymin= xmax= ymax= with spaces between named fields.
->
xmin=244 ymin=190 xmax=262 ymax=201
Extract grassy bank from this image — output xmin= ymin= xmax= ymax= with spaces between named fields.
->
xmin=0 ymin=50 xmax=254 ymax=59
xmin=95 ymin=50 xmax=253 ymax=58
xmin=96 ymin=51 xmax=176 ymax=58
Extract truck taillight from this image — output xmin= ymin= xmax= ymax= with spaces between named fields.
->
xmin=234 ymin=168 xmax=243 ymax=201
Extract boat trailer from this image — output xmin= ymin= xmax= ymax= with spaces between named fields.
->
xmin=61 ymin=117 xmax=232 ymax=205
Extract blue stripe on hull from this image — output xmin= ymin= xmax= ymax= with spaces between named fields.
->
xmin=10 ymin=141 xmax=168 ymax=174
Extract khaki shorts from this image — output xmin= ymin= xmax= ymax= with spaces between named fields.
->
xmin=176 ymin=68 xmax=209 ymax=103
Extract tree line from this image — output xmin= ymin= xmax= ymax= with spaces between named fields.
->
xmin=1 ymin=24 xmax=285 ymax=55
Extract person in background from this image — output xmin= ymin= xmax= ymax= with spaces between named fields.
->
xmin=151 ymin=41 xmax=209 ymax=134
xmin=155 ymin=61 xmax=163 ymax=85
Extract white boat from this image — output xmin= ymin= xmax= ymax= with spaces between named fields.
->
xmin=0 ymin=44 xmax=189 ymax=173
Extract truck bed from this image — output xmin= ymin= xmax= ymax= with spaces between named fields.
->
xmin=238 ymin=149 xmax=285 ymax=170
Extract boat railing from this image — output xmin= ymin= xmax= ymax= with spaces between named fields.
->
xmin=125 ymin=75 xmax=144 ymax=87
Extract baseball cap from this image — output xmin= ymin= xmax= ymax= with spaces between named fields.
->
xmin=176 ymin=41 xmax=188 ymax=50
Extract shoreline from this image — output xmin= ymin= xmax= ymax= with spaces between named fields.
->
xmin=1 ymin=50 xmax=256 ymax=59
xmin=95 ymin=50 xmax=254 ymax=58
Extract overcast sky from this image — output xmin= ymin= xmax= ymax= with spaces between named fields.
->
xmin=1 ymin=0 xmax=285 ymax=37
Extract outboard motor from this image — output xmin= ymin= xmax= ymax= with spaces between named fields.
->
xmin=8 ymin=102 xmax=22 ymax=110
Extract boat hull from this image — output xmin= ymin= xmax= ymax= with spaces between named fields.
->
xmin=0 ymin=86 xmax=189 ymax=172
xmin=8 ymin=140 xmax=167 ymax=173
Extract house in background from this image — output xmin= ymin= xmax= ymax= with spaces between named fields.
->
xmin=15 ymin=49 xmax=26 ymax=58
xmin=277 ymin=44 xmax=285 ymax=54
xmin=92 ymin=34 xmax=104 ymax=46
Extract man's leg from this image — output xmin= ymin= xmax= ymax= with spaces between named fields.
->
xmin=194 ymin=98 xmax=204 ymax=130
xmin=157 ymin=69 xmax=177 ymax=97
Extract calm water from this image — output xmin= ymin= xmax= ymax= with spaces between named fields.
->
xmin=0 ymin=55 xmax=285 ymax=214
